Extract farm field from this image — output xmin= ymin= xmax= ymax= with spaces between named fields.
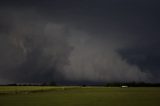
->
xmin=0 ymin=86 xmax=160 ymax=106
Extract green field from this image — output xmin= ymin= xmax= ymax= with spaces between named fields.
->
xmin=0 ymin=86 xmax=160 ymax=106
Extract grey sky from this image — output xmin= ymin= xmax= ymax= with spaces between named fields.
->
xmin=0 ymin=0 xmax=160 ymax=84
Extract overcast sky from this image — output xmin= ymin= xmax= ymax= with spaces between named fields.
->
xmin=0 ymin=0 xmax=160 ymax=84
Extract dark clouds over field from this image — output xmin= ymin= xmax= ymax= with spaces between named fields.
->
xmin=0 ymin=0 xmax=160 ymax=84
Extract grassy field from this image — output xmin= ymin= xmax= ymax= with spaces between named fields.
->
xmin=0 ymin=86 xmax=74 ymax=94
xmin=0 ymin=86 xmax=160 ymax=106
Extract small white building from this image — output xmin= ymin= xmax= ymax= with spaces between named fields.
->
xmin=121 ymin=85 xmax=128 ymax=88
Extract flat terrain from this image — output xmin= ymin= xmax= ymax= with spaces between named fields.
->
xmin=0 ymin=86 xmax=160 ymax=106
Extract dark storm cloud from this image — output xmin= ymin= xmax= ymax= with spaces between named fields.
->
xmin=0 ymin=0 xmax=160 ymax=84
xmin=0 ymin=8 xmax=73 ymax=84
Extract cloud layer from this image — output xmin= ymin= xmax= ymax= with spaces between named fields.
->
xmin=0 ymin=0 xmax=160 ymax=84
